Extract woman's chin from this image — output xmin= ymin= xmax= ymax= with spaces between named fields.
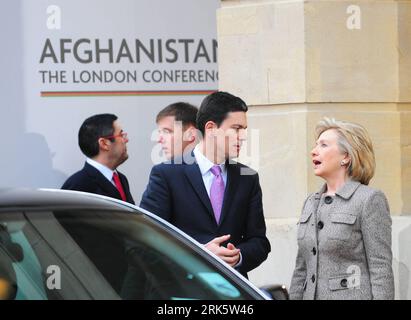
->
xmin=313 ymin=170 xmax=323 ymax=178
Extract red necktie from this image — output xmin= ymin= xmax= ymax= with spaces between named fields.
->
xmin=112 ymin=172 xmax=127 ymax=201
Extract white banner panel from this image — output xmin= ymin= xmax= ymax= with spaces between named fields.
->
xmin=1 ymin=0 xmax=219 ymax=200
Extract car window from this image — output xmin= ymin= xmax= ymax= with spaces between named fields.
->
xmin=48 ymin=209 xmax=261 ymax=299
xmin=50 ymin=209 xmax=256 ymax=300
xmin=1 ymin=209 xmax=260 ymax=300
xmin=0 ymin=212 xmax=93 ymax=300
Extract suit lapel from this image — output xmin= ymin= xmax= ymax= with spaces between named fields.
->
xmin=118 ymin=171 xmax=135 ymax=204
xmin=184 ymin=163 xmax=215 ymax=219
xmin=84 ymin=163 xmax=120 ymax=199
xmin=219 ymin=162 xmax=239 ymax=226
xmin=183 ymin=159 xmax=240 ymax=226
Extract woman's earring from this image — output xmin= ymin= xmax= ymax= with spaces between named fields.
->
xmin=340 ymin=160 xmax=346 ymax=166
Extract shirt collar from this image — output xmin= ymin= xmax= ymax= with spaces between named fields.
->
xmin=335 ymin=180 xmax=361 ymax=199
xmin=193 ymin=145 xmax=226 ymax=176
xmin=86 ymin=158 xmax=116 ymax=182
xmin=315 ymin=179 xmax=361 ymax=200
xmin=314 ymin=184 xmax=328 ymax=199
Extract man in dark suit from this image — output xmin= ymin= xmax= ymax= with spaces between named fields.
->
xmin=140 ymin=91 xmax=270 ymax=277
xmin=62 ymin=113 xmax=134 ymax=204
xmin=61 ymin=113 xmax=134 ymax=294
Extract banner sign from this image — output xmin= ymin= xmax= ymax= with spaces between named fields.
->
xmin=1 ymin=0 xmax=219 ymax=197
xmin=32 ymin=0 xmax=219 ymax=97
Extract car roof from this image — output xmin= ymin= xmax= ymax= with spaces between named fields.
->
xmin=0 ymin=188 xmax=137 ymax=212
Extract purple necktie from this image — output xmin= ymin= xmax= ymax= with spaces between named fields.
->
xmin=210 ymin=165 xmax=225 ymax=224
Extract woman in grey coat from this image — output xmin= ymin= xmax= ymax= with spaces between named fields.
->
xmin=289 ymin=118 xmax=394 ymax=300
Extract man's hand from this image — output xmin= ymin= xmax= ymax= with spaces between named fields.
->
xmin=205 ymin=235 xmax=240 ymax=267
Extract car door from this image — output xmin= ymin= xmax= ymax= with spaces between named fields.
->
xmin=1 ymin=208 xmax=266 ymax=300
xmin=28 ymin=208 xmax=265 ymax=300
xmin=1 ymin=211 xmax=98 ymax=299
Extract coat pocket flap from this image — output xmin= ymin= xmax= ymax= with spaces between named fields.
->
xmin=328 ymin=275 xmax=350 ymax=291
xmin=299 ymin=211 xmax=312 ymax=223
xmin=330 ymin=213 xmax=357 ymax=224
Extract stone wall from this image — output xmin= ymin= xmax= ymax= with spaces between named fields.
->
xmin=218 ymin=0 xmax=411 ymax=299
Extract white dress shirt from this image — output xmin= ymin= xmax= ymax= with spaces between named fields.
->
xmin=193 ymin=145 xmax=227 ymax=196
xmin=193 ymin=145 xmax=242 ymax=267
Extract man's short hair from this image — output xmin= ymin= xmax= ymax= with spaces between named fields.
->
xmin=156 ymin=102 xmax=198 ymax=128
xmin=196 ymin=91 xmax=248 ymax=136
xmin=78 ymin=113 xmax=118 ymax=158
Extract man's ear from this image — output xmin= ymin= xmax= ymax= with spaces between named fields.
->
xmin=204 ymin=121 xmax=217 ymax=137
xmin=183 ymin=125 xmax=197 ymax=142
xmin=98 ymin=137 xmax=111 ymax=151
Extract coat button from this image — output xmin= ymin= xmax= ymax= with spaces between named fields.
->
xmin=311 ymin=275 xmax=316 ymax=283
xmin=340 ymin=278 xmax=348 ymax=288
xmin=312 ymin=247 xmax=317 ymax=255
xmin=317 ymin=221 xmax=324 ymax=229
xmin=324 ymin=196 xmax=333 ymax=204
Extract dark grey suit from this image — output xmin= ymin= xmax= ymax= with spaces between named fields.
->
xmin=290 ymin=180 xmax=394 ymax=300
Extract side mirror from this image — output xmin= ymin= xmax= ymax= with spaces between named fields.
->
xmin=259 ymin=284 xmax=289 ymax=300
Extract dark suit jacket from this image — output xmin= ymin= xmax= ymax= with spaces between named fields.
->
xmin=61 ymin=162 xmax=134 ymax=204
xmin=60 ymin=162 xmax=134 ymax=293
xmin=140 ymin=158 xmax=271 ymax=277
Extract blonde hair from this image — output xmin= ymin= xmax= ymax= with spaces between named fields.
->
xmin=315 ymin=117 xmax=375 ymax=185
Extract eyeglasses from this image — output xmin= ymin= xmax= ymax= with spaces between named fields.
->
xmin=101 ymin=132 xmax=128 ymax=140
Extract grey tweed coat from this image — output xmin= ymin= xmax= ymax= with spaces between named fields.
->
xmin=289 ymin=180 xmax=394 ymax=300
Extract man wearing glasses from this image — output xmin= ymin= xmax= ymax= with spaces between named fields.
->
xmin=62 ymin=113 xmax=134 ymax=204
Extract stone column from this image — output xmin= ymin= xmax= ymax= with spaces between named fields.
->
xmin=218 ymin=0 xmax=411 ymax=296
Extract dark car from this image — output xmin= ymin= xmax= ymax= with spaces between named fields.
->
xmin=0 ymin=188 xmax=287 ymax=300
